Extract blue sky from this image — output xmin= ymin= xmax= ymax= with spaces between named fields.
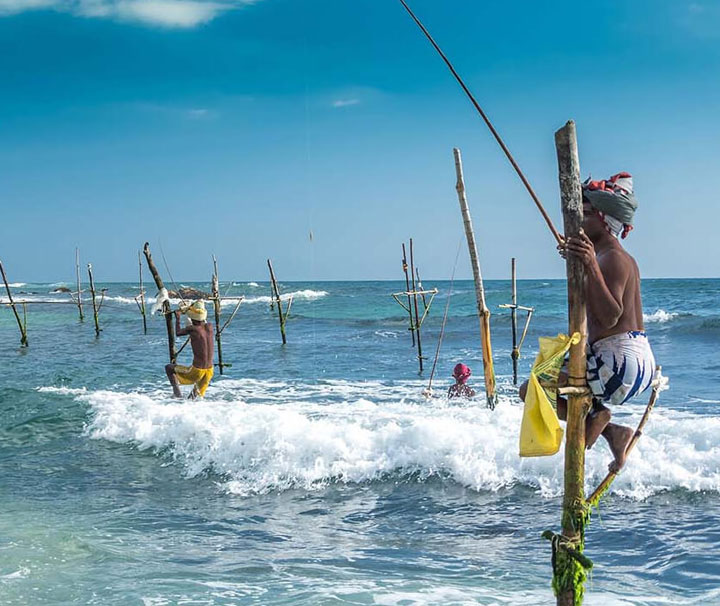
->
xmin=1 ymin=0 xmax=718 ymax=282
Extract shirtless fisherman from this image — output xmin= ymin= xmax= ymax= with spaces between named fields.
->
xmin=165 ymin=300 xmax=215 ymax=399
xmin=521 ymin=172 xmax=655 ymax=472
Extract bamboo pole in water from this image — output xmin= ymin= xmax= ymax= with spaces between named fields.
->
xmin=453 ymin=148 xmax=497 ymax=408
xmin=143 ymin=242 xmax=176 ymax=363
xmin=212 ymin=255 xmax=225 ymax=374
xmin=75 ymin=247 xmax=84 ymax=322
xmin=555 ymin=120 xmax=591 ymax=606
xmin=87 ymin=263 xmax=101 ymax=337
xmin=511 ymin=258 xmax=519 ymax=385
xmin=0 ymin=259 xmax=29 ymax=346
xmin=401 ymin=243 xmax=416 ymax=346
xmin=138 ymin=251 xmax=147 ymax=334
xmin=416 ymin=267 xmax=428 ymax=310
xmin=267 ymin=259 xmax=287 ymax=344
xmin=409 ymin=238 xmax=424 ymax=373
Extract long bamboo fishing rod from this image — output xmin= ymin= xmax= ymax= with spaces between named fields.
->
xmin=397 ymin=0 xmax=562 ymax=245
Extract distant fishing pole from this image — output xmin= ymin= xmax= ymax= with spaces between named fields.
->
xmin=397 ymin=0 xmax=563 ymax=245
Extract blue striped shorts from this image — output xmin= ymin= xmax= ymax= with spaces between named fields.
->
xmin=586 ymin=331 xmax=655 ymax=406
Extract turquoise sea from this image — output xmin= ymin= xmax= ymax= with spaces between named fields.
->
xmin=2 ymin=278 xmax=719 ymax=605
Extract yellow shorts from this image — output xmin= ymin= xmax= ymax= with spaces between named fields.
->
xmin=174 ymin=365 xmax=214 ymax=397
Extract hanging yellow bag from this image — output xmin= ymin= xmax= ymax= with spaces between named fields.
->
xmin=519 ymin=332 xmax=581 ymax=457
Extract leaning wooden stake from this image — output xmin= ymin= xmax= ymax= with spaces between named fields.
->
xmin=453 ymin=148 xmax=497 ymax=408
xmin=0 ymin=260 xmax=29 ymax=346
xmin=75 ymin=247 xmax=84 ymax=322
xmin=143 ymin=242 xmax=176 ymax=363
xmin=138 ymin=251 xmax=147 ymax=334
xmin=87 ymin=263 xmax=101 ymax=337
xmin=267 ymin=259 xmax=287 ymax=344
xmin=212 ymin=255 xmax=225 ymax=374
xmin=587 ymin=366 xmax=665 ymax=506
xmin=553 ymin=120 xmax=592 ymax=606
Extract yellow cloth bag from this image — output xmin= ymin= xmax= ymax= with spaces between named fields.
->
xmin=519 ymin=332 xmax=581 ymax=457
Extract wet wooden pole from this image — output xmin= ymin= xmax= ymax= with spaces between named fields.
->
xmin=0 ymin=260 xmax=28 ymax=346
xmin=87 ymin=263 xmax=101 ymax=337
xmin=409 ymin=238 xmax=424 ymax=373
xmin=416 ymin=267 xmax=428 ymax=310
xmin=75 ymin=247 xmax=84 ymax=322
xmin=143 ymin=242 xmax=176 ymax=363
xmin=554 ymin=120 xmax=592 ymax=606
xmin=267 ymin=259 xmax=287 ymax=344
xmin=453 ymin=148 xmax=497 ymax=408
xmin=511 ymin=258 xmax=519 ymax=385
xmin=138 ymin=251 xmax=147 ymax=334
xmin=212 ymin=255 xmax=225 ymax=374
xmin=401 ymin=243 xmax=416 ymax=346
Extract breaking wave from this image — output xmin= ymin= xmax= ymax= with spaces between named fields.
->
xmin=644 ymin=309 xmax=679 ymax=323
xmin=38 ymin=379 xmax=720 ymax=500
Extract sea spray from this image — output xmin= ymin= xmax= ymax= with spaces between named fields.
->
xmin=39 ymin=379 xmax=719 ymax=500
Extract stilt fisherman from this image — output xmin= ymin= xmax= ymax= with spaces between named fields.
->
xmin=165 ymin=300 xmax=215 ymax=399
xmin=521 ymin=172 xmax=655 ymax=471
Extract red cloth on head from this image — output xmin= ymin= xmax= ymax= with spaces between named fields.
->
xmin=453 ymin=363 xmax=471 ymax=384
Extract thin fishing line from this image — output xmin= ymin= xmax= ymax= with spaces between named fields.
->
xmin=426 ymin=239 xmax=462 ymax=393
xmin=397 ymin=0 xmax=562 ymax=245
xmin=158 ymin=240 xmax=186 ymax=304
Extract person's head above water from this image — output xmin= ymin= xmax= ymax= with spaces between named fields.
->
xmin=582 ymin=172 xmax=637 ymax=240
xmin=184 ymin=300 xmax=207 ymax=324
xmin=453 ymin=363 xmax=471 ymax=384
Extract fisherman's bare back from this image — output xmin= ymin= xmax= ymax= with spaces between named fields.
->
xmin=175 ymin=312 xmax=214 ymax=369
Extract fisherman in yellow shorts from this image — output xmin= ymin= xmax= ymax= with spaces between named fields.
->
xmin=165 ymin=300 xmax=215 ymax=399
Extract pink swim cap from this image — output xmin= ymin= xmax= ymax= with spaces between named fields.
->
xmin=453 ymin=363 xmax=471 ymax=383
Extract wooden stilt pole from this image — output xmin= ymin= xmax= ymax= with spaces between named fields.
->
xmin=0 ymin=260 xmax=29 ymax=346
xmin=401 ymin=243 xmax=416 ymax=346
xmin=409 ymin=238 xmax=424 ymax=373
xmin=75 ymin=247 xmax=84 ymax=322
xmin=138 ymin=251 xmax=147 ymax=334
xmin=143 ymin=243 xmax=176 ymax=363
xmin=511 ymin=258 xmax=519 ymax=385
xmin=267 ymin=259 xmax=287 ymax=344
xmin=416 ymin=267 xmax=428 ymax=310
xmin=87 ymin=263 xmax=101 ymax=337
xmin=212 ymin=255 xmax=225 ymax=374
xmin=553 ymin=120 xmax=592 ymax=606
xmin=453 ymin=148 xmax=497 ymax=408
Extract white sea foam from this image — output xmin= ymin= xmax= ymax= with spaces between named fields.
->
xmin=0 ymin=289 xmax=327 ymax=308
xmin=42 ymin=378 xmax=716 ymax=500
xmin=643 ymin=309 xmax=678 ymax=323
xmin=7 ymin=282 xmax=26 ymax=288
xmin=247 ymin=282 xmax=260 ymax=287
xmin=38 ymin=386 xmax=88 ymax=396
xmin=0 ymin=296 xmax=73 ymax=304
xmin=242 ymin=289 xmax=328 ymax=304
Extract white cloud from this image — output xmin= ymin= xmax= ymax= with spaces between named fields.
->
xmin=0 ymin=0 xmax=57 ymax=14
xmin=113 ymin=0 xmax=226 ymax=27
xmin=186 ymin=107 xmax=211 ymax=117
xmin=0 ymin=0 xmax=259 ymax=27
xmin=332 ymin=98 xmax=361 ymax=108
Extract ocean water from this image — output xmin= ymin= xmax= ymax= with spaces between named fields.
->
xmin=1 ymin=278 xmax=719 ymax=605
